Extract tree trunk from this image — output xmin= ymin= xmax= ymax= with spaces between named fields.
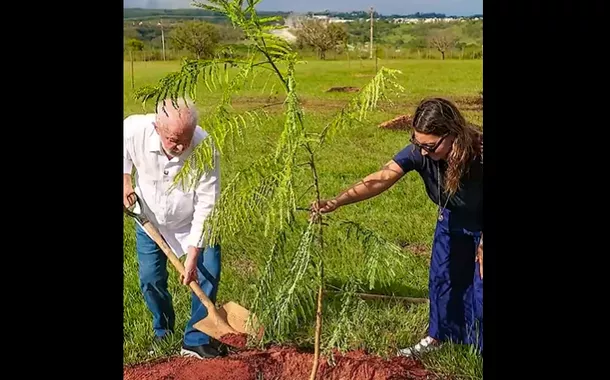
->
xmin=309 ymin=263 xmax=324 ymax=380
xmin=441 ymin=51 xmax=445 ymax=60
xmin=307 ymin=146 xmax=325 ymax=380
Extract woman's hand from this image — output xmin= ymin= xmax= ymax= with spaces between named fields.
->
xmin=310 ymin=199 xmax=339 ymax=214
xmin=475 ymin=237 xmax=483 ymax=280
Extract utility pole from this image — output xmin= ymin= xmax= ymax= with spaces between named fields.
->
xmin=158 ymin=20 xmax=166 ymax=61
xmin=369 ymin=7 xmax=374 ymax=59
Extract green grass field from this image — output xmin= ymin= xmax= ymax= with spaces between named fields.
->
xmin=123 ymin=58 xmax=483 ymax=379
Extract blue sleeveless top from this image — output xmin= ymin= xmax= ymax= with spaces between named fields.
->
xmin=393 ymin=144 xmax=483 ymax=232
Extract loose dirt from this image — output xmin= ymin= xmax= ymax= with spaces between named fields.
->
xmin=124 ymin=346 xmax=435 ymax=380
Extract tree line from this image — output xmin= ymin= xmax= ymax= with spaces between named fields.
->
xmin=124 ymin=16 xmax=483 ymax=62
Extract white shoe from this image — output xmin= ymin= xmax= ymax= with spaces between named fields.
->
xmin=397 ymin=336 xmax=439 ymax=357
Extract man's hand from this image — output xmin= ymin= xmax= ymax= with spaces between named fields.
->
xmin=124 ymin=174 xmax=136 ymax=208
xmin=475 ymin=239 xmax=483 ymax=280
xmin=181 ymin=246 xmax=201 ymax=285
xmin=124 ymin=190 xmax=136 ymax=209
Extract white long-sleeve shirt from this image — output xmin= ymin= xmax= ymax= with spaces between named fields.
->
xmin=123 ymin=113 xmax=220 ymax=258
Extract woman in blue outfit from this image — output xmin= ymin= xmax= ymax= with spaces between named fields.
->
xmin=311 ymin=97 xmax=483 ymax=356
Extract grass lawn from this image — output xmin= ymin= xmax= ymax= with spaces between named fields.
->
xmin=123 ymin=58 xmax=483 ymax=379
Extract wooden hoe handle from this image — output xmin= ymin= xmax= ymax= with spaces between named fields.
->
xmin=141 ymin=221 xmax=216 ymax=312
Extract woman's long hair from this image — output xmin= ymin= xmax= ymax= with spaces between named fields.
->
xmin=412 ymin=97 xmax=482 ymax=196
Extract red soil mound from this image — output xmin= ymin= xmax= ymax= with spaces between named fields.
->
xmin=378 ymin=114 xmax=412 ymax=131
xmin=124 ymin=346 xmax=435 ymax=380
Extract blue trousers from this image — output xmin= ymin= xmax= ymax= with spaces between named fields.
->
xmin=428 ymin=208 xmax=483 ymax=354
xmin=135 ymin=224 xmax=221 ymax=346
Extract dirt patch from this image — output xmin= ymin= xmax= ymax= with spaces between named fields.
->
xmin=378 ymin=108 xmax=480 ymax=133
xmin=231 ymin=96 xmax=349 ymax=113
xmin=326 ymin=86 xmax=360 ymax=93
xmin=301 ymin=98 xmax=349 ymax=110
xmin=124 ymin=346 xmax=435 ymax=380
xmin=378 ymin=114 xmax=413 ymax=131
xmin=399 ymin=242 xmax=431 ymax=265
xmin=453 ymin=93 xmax=483 ymax=111
xmin=400 ymin=243 xmax=430 ymax=257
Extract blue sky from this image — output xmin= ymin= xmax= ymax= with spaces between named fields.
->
xmin=123 ymin=0 xmax=483 ymax=16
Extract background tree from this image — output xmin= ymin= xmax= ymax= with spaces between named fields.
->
xmin=170 ymin=20 xmax=221 ymax=59
xmin=216 ymin=22 xmax=246 ymax=43
xmin=429 ymin=30 xmax=456 ymax=60
xmin=126 ymin=38 xmax=144 ymax=89
xmin=295 ymin=18 xmax=348 ymax=59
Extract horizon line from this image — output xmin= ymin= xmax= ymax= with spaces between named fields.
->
xmin=123 ymin=7 xmax=483 ymax=17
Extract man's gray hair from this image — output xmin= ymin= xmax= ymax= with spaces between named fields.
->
xmin=155 ymin=97 xmax=199 ymax=128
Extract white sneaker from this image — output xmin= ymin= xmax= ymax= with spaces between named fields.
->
xmin=397 ymin=336 xmax=439 ymax=357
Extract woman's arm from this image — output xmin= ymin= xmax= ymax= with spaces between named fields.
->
xmin=312 ymin=160 xmax=406 ymax=214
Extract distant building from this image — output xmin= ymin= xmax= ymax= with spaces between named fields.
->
xmin=390 ymin=16 xmax=482 ymax=24
xmin=311 ymin=14 xmax=352 ymax=23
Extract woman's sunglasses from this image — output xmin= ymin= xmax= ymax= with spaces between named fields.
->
xmin=410 ymin=133 xmax=449 ymax=153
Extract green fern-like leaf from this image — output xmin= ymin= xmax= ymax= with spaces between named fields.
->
xmin=199 ymin=147 xmax=298 ymax=248
xmin=322 ymin=280 xmax=361 ymax=354
xmin=134 ymin=58 xmax=244 ymax=108
xmin=340 ymin=220 xmax=412 ymax=290
xmin=252 ymin=219 xmax=319 ymax=340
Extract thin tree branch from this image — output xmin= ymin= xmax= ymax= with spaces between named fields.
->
xmin=323 ymin=290 xmax=429 ymax=304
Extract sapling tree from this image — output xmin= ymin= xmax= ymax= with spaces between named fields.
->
xmin=134 ymin=1 xmax=411 ymax=378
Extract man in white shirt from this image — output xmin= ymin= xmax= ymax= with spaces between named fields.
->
xmin=123 ymin=98 xmax=224 ymax=359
